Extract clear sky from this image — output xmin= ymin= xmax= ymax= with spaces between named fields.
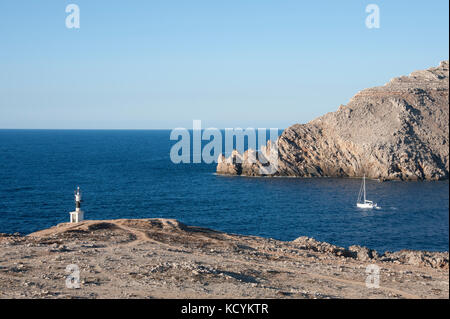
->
xmin=0 ymin=0 xmax=448 ymax=129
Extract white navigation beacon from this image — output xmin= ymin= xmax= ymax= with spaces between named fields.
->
xmin=69 ymin=187 xmax=84 ymax=223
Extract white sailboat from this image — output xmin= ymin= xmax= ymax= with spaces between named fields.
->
xmin=356 ymin=175 xmax=378 ymax=209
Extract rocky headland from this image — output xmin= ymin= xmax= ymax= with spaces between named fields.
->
xmin=217 ymin=61 xmax=449 ymax=180
xmin=0 ymin=219 xmax=448 ymax=299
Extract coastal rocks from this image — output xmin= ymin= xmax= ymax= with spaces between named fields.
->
xmin=381 ymin=250 xmax=449 ymax=270
xmin=217 ymin=142 xmax=278 ymax=177
xmin=292 ymin=237 xmax=379 ymax=261
xmin=217 ymin=61 xmax=449 ymax=181
xmin=217 ymin=151 xmax=243 ymax=175
xmin=348 ymin=245 xmax=379 ymax=261
xmin=291 ymin=237 xmax=449 ymax=270
xmin=0 ymin=233 xmax=26 ymax=246
xmin=292 ymin=236 xmax=353 ymax=258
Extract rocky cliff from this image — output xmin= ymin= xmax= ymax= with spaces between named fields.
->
xmin=217 ymin=61 xmax=449 ymax=180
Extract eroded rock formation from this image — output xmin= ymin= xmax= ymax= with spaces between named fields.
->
xmin=217 ymin=61 xmax=449 ymax=180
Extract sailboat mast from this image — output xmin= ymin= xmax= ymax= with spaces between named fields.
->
xmin=363 ymin=175 xmax=366 ymax=202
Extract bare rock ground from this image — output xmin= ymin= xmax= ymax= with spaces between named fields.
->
xmin=0 ymin=219 xmax=448 ymax=299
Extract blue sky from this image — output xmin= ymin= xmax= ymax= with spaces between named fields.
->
xmin=0 ymin=0 xmax=448 ymax=129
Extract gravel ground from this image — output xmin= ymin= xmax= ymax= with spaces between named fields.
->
xmin=0 ymin=219 xmax=448 ymax=299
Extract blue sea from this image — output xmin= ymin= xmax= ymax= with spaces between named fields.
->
xmin=0 ymin=130 xmax=448 ymax=253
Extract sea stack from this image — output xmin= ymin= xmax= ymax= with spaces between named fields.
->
xmin=69 ymin=187 xmax=84 ymax=223
xmin=217 ymin=61 xmax=449 ymax=181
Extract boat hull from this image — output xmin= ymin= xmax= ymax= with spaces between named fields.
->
xmin=357 ymin=202 xmax=377 ymax=209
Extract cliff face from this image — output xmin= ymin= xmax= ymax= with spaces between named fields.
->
xmin=217 ymin=61 xmax=449 ymax=180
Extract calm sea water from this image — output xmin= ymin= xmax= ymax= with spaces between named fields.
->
xmin=0 ymin=130 xmax=448 ymax=253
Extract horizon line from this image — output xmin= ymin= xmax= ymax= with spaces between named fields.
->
xmin=0 ymin=127 xmax=287 ymax=131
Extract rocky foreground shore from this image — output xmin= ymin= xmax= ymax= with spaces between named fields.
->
xmin=0 ymin=219 xmax=448 ymax=299
xmin=218 ymin=61 xmax=449 ymax=180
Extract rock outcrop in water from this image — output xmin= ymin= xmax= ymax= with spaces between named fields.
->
xmin=217 ymin=61 xmax=449 ymax=180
